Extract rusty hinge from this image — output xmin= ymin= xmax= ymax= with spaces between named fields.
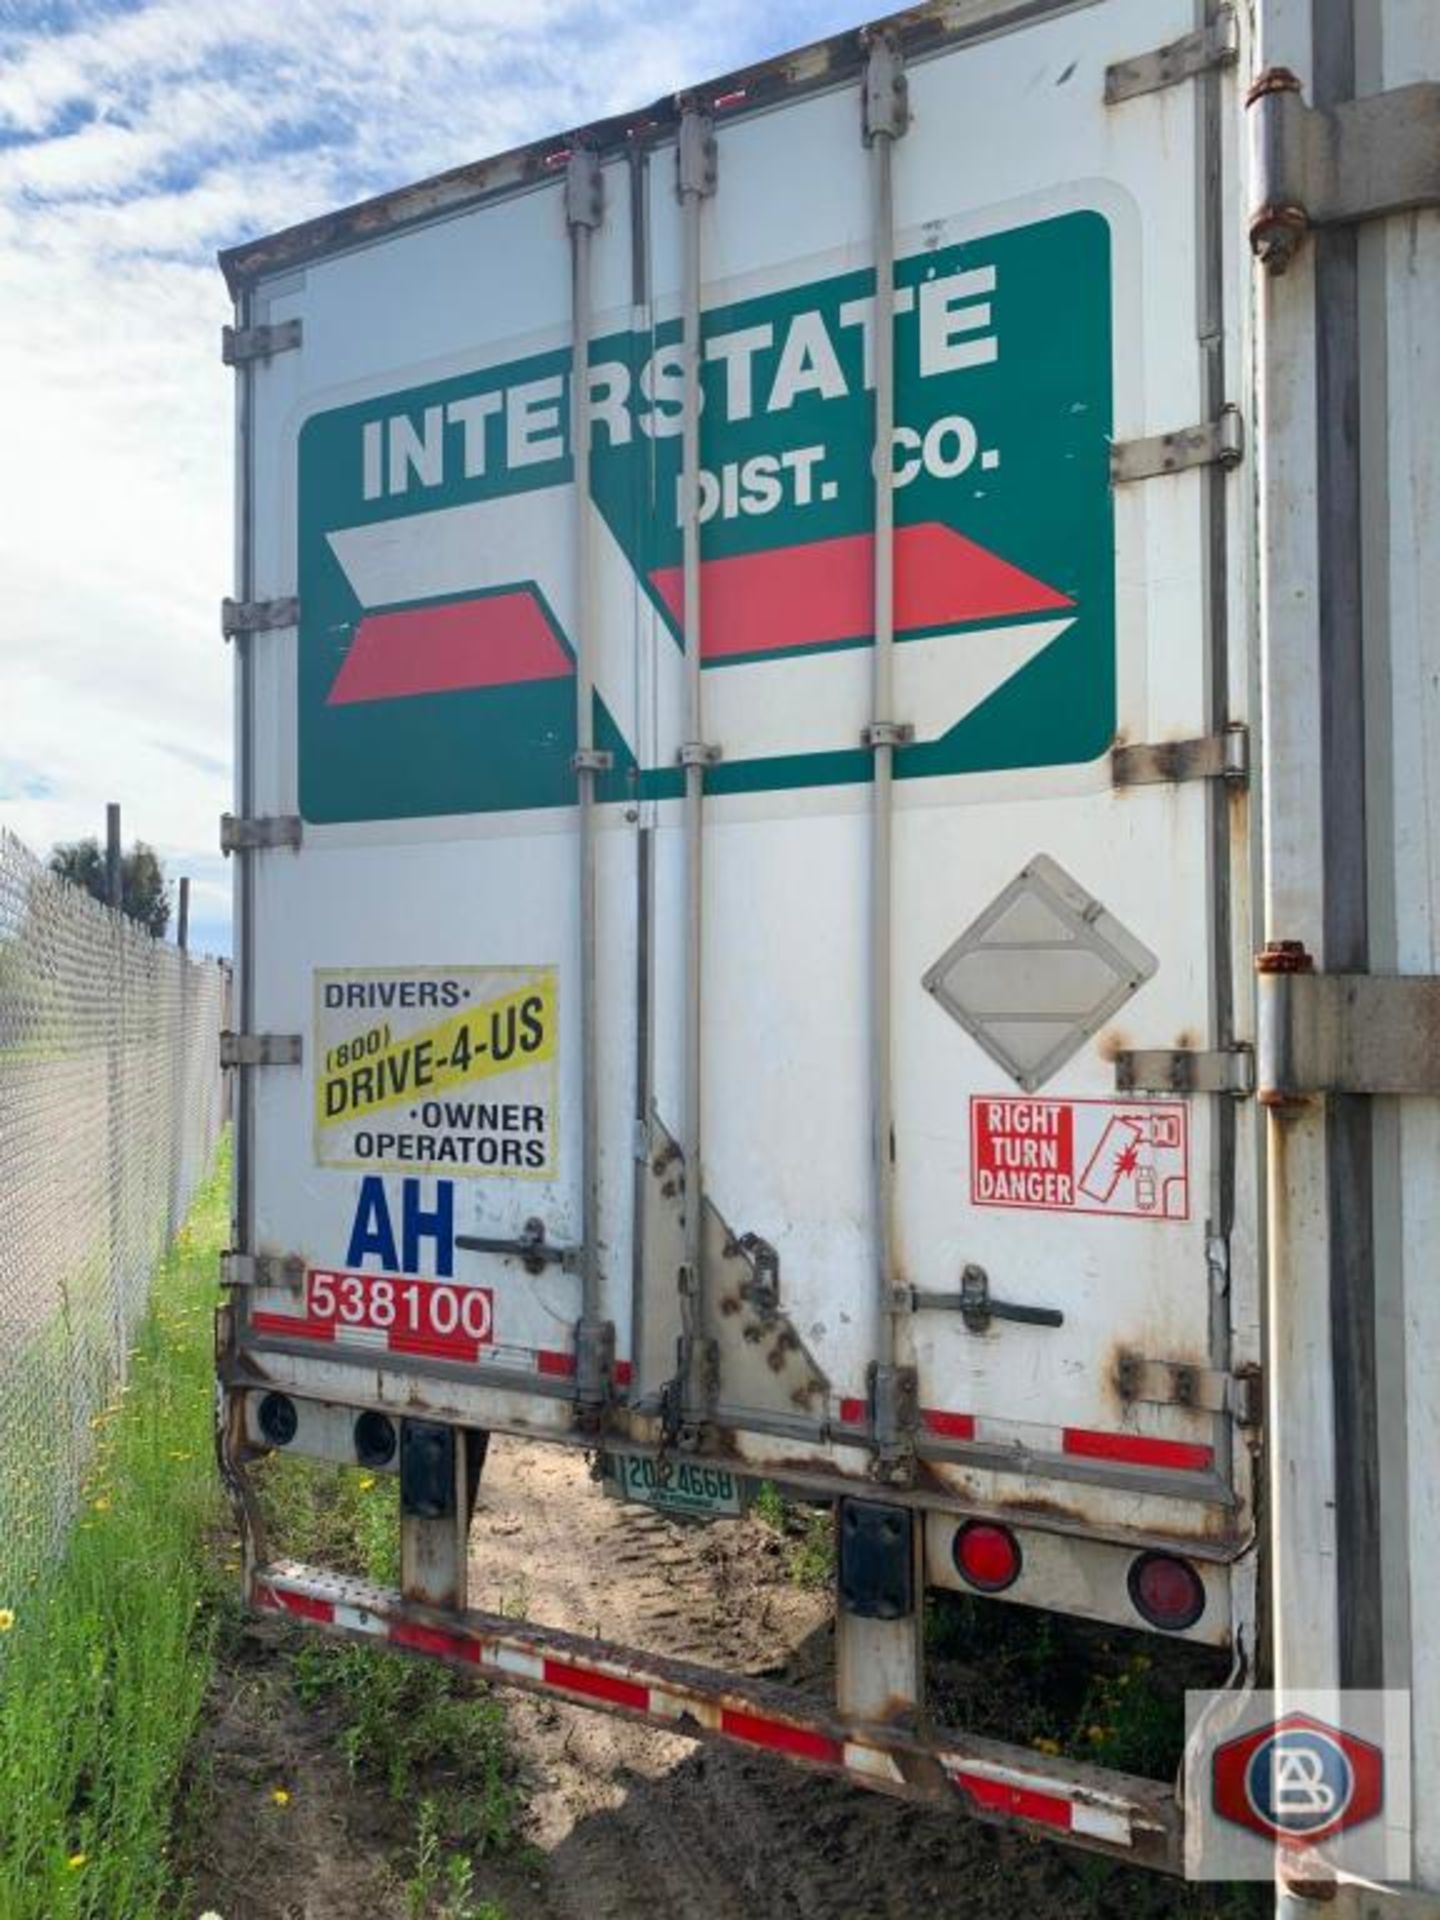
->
xmin=1250 ymin=71 xmax=1440 ymax=272
xmin=220 ymin=813 xmax=303 ymax=855
xmin=1112 ymin=725 xmax=1249 ymax=789
xmin=222 ymin=595 xmax=299 ymax=640
xmin=1256 ymin=958 xmax=1440 ymax=1099
xmin=1116 ymin=1353 xmax=1262 ymax=1425
xmin=1110 ymin=407 xmax=1244 ymax=483
xmin=220 ymin=1031 xmax=302 ymax=1069
xmin=221 ymin=1249 xmax=305 ymax=1291
xmin=1105 ymin=9 xmax=1238 ymax=105
xmin=1113 ymin=1045 xmax=1254 ymax=1097
xmin=221 ymin=319 xmax=303 ymax=366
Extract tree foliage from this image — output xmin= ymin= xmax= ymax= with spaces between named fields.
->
xmin=50 ymin=837 xmax=171 ymax=938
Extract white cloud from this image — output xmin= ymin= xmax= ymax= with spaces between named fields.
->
xmin=0 ymin=0 xmax=869 ymax=952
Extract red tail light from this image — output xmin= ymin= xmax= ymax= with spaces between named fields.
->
xmin=1128 ymin=1552 xmax=1206 ymax=1631
xmin=953 ymin=1521 xmax=1022 ymax=1593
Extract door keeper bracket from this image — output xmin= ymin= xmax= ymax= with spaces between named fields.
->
xmin=1110 ymin=408 xmax=1244 ymax=483
xmin=1105 ymin=10 xmax=1238 ymax=105
xmin=221 ymin=1031 xmax=303 ymax=1069
xmin=220 ymin=813 xmax=303 ymax=854
xmin=1112 ymin=725 xmax=1249 ymax=788
xmin=222 ymin=596 xmax=299 ymax=639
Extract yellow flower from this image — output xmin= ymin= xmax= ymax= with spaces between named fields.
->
xmin=1086 ymin=1724 xmax=1107 ymax=1744
xmin=1031 ymin=1736 xmax=1061 ymax=1756
xmin=67 ymin=1852 xmax=87 ymax=1870
xmin=92 ymin=1495 xmax=111 ymax=1514
xmin=0 ymin=1610 xmax=14 ymax=1632
xmin=357 ymin=1476 xmax=376 ymax=1492
xmin=270 ymin=1787 xmax=290 ymax=1807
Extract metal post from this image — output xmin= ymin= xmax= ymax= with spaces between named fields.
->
xmin=861 ymin=34 xmax=912 ymax=1480
xmin=675 ymin=106 xmax=717 ymax=1443
xmin=565 ymin=146 xmax=612 ymax=1423
xmin=104 ymin=801 xmax=126 ymax=1382
xmin=105 ymin=802 xmax=122 ymax=909
xmin=169 ymin=878 xmax=191 ymax=1243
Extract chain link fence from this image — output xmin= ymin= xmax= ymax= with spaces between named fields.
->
xmin=0 ymin=829 xmax=228 ymax=1603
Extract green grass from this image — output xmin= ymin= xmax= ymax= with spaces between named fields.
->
xmin=0 ymin=1139 xmax=230 ymax=1920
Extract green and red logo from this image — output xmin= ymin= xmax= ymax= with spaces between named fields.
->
xmin=297 ymin=208 xmax=1113 ymax=822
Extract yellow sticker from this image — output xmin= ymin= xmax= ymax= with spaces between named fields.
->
xmin=314 ymin=967 xmax=558 ymax=1178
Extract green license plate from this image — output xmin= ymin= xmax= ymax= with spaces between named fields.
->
xmin=607 ymin=1451 xmax=743 ymax=1519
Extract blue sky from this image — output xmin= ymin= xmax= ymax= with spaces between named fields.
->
xmin=0 ymin=0 xmax=871 ymax=954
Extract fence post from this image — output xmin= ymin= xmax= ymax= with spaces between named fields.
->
xmin=105 ymin=804 xmax=127 ymax=1386
xmin=168 ymin=880 xmax=191 ymax=1242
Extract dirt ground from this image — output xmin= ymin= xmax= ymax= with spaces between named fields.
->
xmin=182 ymin=1438 xmax=1249 ymax=1920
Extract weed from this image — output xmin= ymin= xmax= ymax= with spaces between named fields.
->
xmin=752 ymin=1483 xmax=834 ymax=1589
xmin=404 ymin=1799 xmax=508 ymax=1920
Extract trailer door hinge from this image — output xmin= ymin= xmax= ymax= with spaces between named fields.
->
xmin=220 ymin=1031 xmax=303 ymax=1069
xmin=221 ymin=595 xmax=299 ymax=639
xmin=220 ymin=813 xmax=303 ymax=855
xmin=1110 ymin=407 xmax=1244 ymax=484
xmin=221 ymin=1249 xmax=305 ymax=1292
xmin=1116 ymin=1353 xmax=1262 ymax=1425
xmin=1257 ymin=965 xmax=1440 ymax=1100
xmin=1112 ymin=724 xmax=1249 ymax=788
xmin=1113 ymin=1045 xmax=1254 ymax=1097
xmin=221 ymin=319 xmax=303 ymax=366
xmin=1250 ymin=73 xmax=1440 ymax=272
xmin=1105 ymin=8 xmax=1238 ymax=105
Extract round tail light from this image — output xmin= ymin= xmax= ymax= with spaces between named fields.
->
xmin=257 ymin=1391 xmax=298 ymax=1448
xmin=1128 ymin=1552 xmax=1206 ymax=1631
xmin=953 ymin=1521 xmax=1022 ymax=1594
xmin=354 ymin=1409 xmax=397 ymax=1469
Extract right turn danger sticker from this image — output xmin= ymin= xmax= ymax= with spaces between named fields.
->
xmin=970 ymin=1096 xmax=1189 ymax=1220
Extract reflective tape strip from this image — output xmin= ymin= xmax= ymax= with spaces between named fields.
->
xmin=944 ymin=1761 xmax=1136 ymax=1848
xmin=844 ymin=1742 xmax=907 ymax=1785
xmin=1062 ymin=1428 xmax=1214 ymax=1472
xmin=834 ymin=1398 xmax=1213 ymax=1475
xmin=1070 ymin=1800 xmax=1136 ymax=1845
xmin=254 ymin=1581 xmax=335 ymax=1624
xmin=720 ymin=1708 xmax=843 ymax=1766
xmin=481 ymin=1643 xmax=545 ymax=1683
xmin=970 ymin=1413 xmax=1064 ymax=1452
xmin=391 ymin=1619 xmax=479 ymax=1664
xmin=921 ymin=1408 xmax=977 ymax=1440
xmin=251 ymin=1311 xmax=335 ymax=1342
xmin=333 ymin=1602 xmax=386 ymax=1637
xmin=543 ymin=1658 xmax=649 ymax=1713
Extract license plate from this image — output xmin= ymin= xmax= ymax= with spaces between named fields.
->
xmin=607 ymin=1450 xmax=743 ymax=1519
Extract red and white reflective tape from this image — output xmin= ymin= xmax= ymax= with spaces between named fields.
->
xmin=835 ymin=1398 xmax=1211 ymax=1474
xmin=251 ymin=1568 xmax=1154 ymax=1852
xmin=248 ymin=1313 xmax=631 ymax=1390
xmin=943 ymin=1760 xmax=1134 ymax=1846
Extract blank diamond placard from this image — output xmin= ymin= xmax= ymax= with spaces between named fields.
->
xmin=922 ymin=855 xmax=1157 ymax=1091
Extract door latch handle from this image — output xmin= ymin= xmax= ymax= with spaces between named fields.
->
xmin=910 ymin=1265 xmax=1064 ymax=1333
xmin=456 ymin=1217 xmax=578 ymax=1276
